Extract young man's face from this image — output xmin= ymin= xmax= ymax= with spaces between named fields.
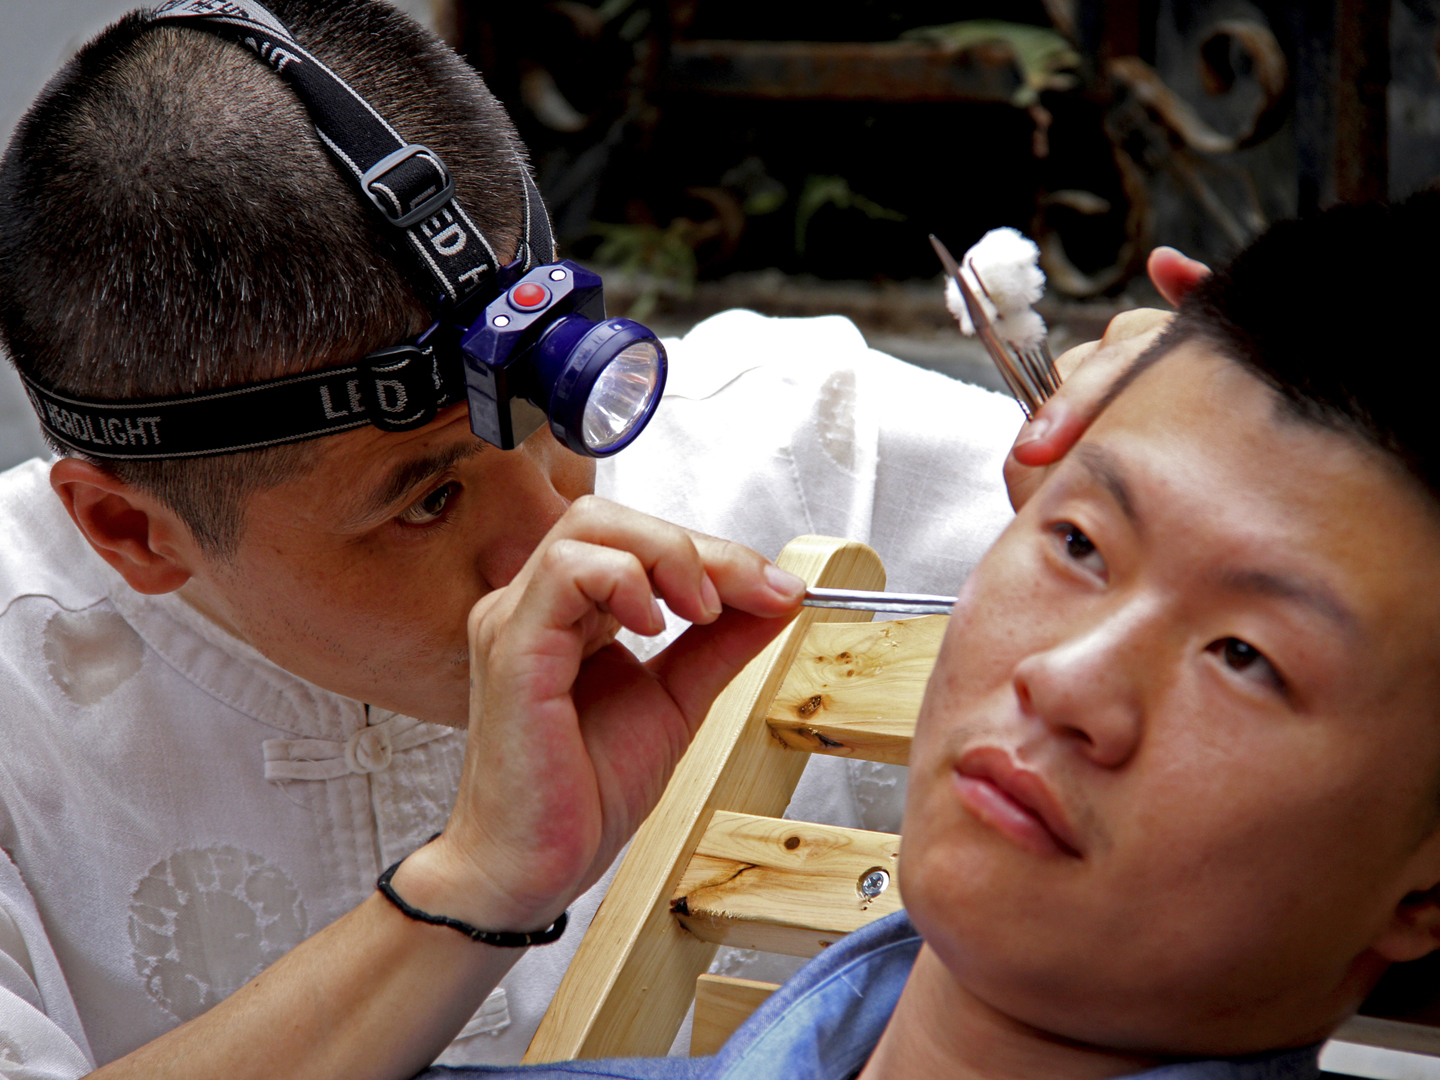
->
xmin=182 ymin=403 xmax=594 ymax=724
xmin=902 ymin=341 xmax=1440 ymax=1057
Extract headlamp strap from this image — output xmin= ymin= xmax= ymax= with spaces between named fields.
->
xmin=22 ymin=341 xmax=461 ymax=460
xmin=147 ymin=0 xmax=555 ymax=306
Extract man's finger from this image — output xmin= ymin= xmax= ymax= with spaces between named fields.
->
xmin=1001 ymin=319 xmax=1170 ymax=511
xmin=684 ymin=533 xmax=805 ymax=618
xmin=1148 ymin=245 xmax=1211 ymax=307
xmin=1010 ymin=322 xmax=1167 ymax=469
xmin=509 ymin=539 xmax=667 ymax=644
xmin=514 ymin=497 xmax=802 ymax=626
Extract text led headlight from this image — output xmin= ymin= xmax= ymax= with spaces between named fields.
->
xmin=458 ymin=263 xmax=667 ymax=454
xmin=21 ymin=0 xmax=668 ymax=462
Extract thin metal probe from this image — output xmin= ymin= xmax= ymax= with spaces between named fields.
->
xmin=803 ymin=587 xmax=957 ymax=615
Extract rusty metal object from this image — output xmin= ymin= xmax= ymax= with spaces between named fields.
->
xmin=1110 ymin=59 xmax=1269 ymax=155
xmin=663 ymin=39 xmax=1022 ymax=103
xmin=1105 ymin=20 xmax=1287 ymax=156
xmin=1197 ymin=20 xmax=1290 ymax=149
xmin=1063 ymin=17 xmax=1288 ymax=278
xmin=1033 ymin=145 xmax=1151 ymax=298
xmin=1334 ymin=0 xmax=1389 ymax=203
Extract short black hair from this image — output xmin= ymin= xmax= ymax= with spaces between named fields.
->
xmin=0 ymin=1 xmax=527 ymax=555
xmin=1124 ymin=194 xmax=1438 ymax=509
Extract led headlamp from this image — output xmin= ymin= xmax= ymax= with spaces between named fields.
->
xmin=20 ymin=0 xmax=666 ymax=461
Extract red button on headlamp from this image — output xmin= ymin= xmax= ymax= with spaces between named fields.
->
xmin=510 ymin=282 xmax=550 ymax=310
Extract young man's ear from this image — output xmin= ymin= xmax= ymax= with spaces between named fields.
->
xmin=50 ymin=457 xmax=197 ymax=594
xmin=1371 ymin=885 xmax=1440 ymax=965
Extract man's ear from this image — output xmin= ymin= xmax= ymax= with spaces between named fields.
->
xmin=49 ymin=458 xmax=197 ymax=595
xmin=1371 ymin=885 xmax=1440 ymax=965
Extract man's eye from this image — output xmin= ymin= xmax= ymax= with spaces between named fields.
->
xmin=397 ymin=482 xmax=458 ymax=526
xmin=1207 ymin=637 xmax=1285 ymax=692
xmin=1051 ymin=522 xmax=1106 ymax=577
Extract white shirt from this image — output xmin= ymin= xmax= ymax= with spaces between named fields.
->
xmin=0 ymin=311 xmax=1019 ymax=1074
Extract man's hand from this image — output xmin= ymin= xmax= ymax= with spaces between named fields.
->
xmin=397 ymin=497 xmax=804 ymax=932
xmin=90 ymin=499 xmax=802 ymax=1080
xmin=1003 ymin=246 xmax=1212 ymax=510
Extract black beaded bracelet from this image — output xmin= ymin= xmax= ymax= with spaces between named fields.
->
xmin=376 ymin=854 xmax=568 ymax=948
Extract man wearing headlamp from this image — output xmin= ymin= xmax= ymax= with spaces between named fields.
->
xmin=0 ymin=0 xmax=1155 ymax=1073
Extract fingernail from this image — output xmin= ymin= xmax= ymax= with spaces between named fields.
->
xmin=764 ymin=564 xmax=806 ymax=599
xmin=649 ymin=598 xmax=666 ymax=633
xmin=700 ymin=575 xmax=722 ymax=618
xmin=1014 ymin=415 xmax=1051 ymax=448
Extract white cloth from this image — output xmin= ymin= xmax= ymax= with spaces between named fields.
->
xmin=0 ymin=311 xmax=1019 ymax=1074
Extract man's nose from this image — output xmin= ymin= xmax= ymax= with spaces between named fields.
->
xmin=1011 ymin=603 xmax=1154 ymax=768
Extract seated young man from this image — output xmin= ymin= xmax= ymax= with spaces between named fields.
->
xmin=380 ymin=195 xmax=1436 ymax=1079
xmin=0 ymin=0 xmax=1142 ymax=1071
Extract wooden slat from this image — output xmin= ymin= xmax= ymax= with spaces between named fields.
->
xmin=524 ymin=536 xmax=886 ymax=1063
xmin=672 ymin=811 xmax=901 ymax=957
xmin=691 ymin=976 xmax=779 ymax=1057
xmin=766 ymin=614 xmax=946 ymax=765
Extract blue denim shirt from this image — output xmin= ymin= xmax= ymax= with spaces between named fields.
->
xmin=423 ymin=911 xmax=1321 ymax=1080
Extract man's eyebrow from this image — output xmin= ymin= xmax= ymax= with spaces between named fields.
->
xmin=1074 ymin=444 xmax=1137 ymax=524
xmin=1211 ymin=567 xmax=1360 ymax=634
xmin=346 ymin=441 xmax=485 ymax=525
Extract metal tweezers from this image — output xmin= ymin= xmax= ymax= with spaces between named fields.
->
xmin=929 ymin=233 xmax=1061 ymax=420
xmin=802 ymin=587 xmax=955 ymax=615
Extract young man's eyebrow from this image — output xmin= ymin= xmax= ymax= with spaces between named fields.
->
xmin=1210 ymin=567 xmax=1360 ymax=634
xmin=1074 ymin=444 xmax=1138 ymax=524
xmin=1071 ymin=445 xmax=1360 ymax=633
xmin=346 ymin=441 xmax=485 ymax=525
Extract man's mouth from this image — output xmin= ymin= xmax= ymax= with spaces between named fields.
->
xmin=953 ymin=747 xmax=1082 ymax=859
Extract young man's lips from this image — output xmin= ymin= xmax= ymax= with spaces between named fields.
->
xmin=954 ymin=747 xmax=1083 ymax=858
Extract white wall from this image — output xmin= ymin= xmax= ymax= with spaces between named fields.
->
xmin=0 ymin=0 xmax=436 ymax=468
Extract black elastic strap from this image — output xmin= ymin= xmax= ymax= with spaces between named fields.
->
xmin=27 ymin=0 xmax=562 ymax=460
xmin=376 ymin=844 xmax=568 ymax=948
xmin=23 ymin=342 xmax=460 ymax=459
xmin=147 ymin=0 xmax=554 ymax=304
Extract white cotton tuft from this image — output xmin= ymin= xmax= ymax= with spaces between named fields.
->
xmin=993 ymin=307 xmax=1047 ymax=352
xmin=966 ymin=227 xmax=1045 ymax=315
xmin=941 ymin=226 xmax=1048 ymax=351
xmin=944 ymin=274 xmax=994 ymax=337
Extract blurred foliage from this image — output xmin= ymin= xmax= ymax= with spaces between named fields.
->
xmin=794 ymin=176 xmax=907 ymax=256
xmin=589 ymin=220 xmax=699 ymax=319
xmin=900 ymin=20 xmax=1080 ymax=107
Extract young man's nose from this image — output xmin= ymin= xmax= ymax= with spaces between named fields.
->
xmin=1011 ymin=605 xmax=1153 ymax=768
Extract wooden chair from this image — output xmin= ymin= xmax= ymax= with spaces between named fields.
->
xmin=523 ymin=535 xmax=1440 ymax=1077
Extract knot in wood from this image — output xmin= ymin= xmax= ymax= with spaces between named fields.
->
xmin=797 ymin=694 xmax=824 ymax=718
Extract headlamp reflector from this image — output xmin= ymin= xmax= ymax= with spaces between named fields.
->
xmin=581 ymin=341 xmax=663 ymax=453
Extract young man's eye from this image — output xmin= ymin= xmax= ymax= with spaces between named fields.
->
xmin=397 ymin=482 xmax=459 ymax=526
xmin=1206 ymin=637 xmax=1285 ymax=692
xmin=1051 ymin=521 xmax=1107 ymax=577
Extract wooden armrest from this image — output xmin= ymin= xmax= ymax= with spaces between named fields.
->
xmin=766 ymin=614 xmax=945 ymax=764
xmin=672 ymin=810 xmax=902 ymax=957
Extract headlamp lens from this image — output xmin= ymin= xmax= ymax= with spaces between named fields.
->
xmin=581 ymin=341 xmax=663 ymax=453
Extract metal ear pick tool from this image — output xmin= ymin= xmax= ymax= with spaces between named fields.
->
xmin=928 ymin=234 xmax=1061 ymax=420
xmin=801 ymin=587 xmax=956 ymax=615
